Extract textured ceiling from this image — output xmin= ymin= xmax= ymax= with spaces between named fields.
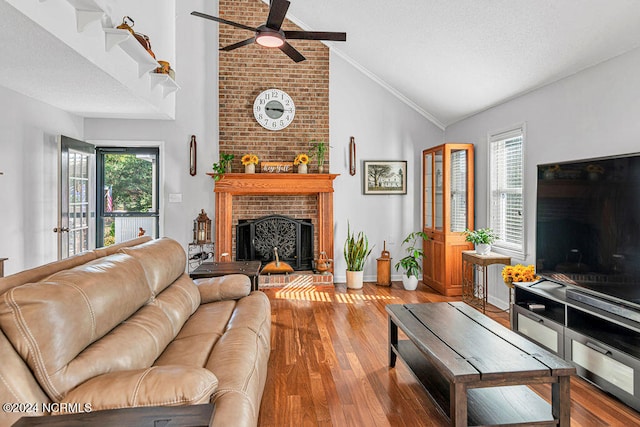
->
xmin=0 ymin=1 xmax=170 ymax=118
xmin=281 ymin=0 xmax=640 ymax=127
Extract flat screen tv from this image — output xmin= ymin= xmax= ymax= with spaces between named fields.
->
xmin=536 ymin=153 xmax=640 ymax=307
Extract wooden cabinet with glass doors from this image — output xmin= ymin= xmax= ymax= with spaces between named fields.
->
xmin=422 ymin=143 xmax=474 ymax=296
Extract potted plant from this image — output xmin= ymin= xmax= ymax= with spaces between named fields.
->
xmin=311 ymin=140 xmax=329 ymax=173
xmin=344 ymin=222 xmax=373 ymax=289
xmin=211 ymin=153 xmax=234 ymax=181
xmin=394 ymin=231 xmax=428 ymax=290
xmin=463 ymin=228 xmax=497 ymax=255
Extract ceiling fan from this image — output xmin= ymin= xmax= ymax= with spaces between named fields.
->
xmin=191 ymin=0 xmax=346 ymax=63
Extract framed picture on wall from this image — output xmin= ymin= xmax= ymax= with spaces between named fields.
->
xmin=363 ymin=160 xmax=407 ymax=195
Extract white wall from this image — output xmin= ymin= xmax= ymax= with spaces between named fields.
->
xmin=0 ymin=86 xmax=84 ymax=275
xmin=330 ymin=53 xmax=444 ymax=282
xmin=84 ymin=0 xmax=217 ymax=253
xmin=445 ymin=46 xmax=640 ymax=308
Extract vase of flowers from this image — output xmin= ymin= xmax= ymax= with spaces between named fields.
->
xmin=501 ymin=264 xmax=539 ymax=288
xmin=294 ymin=153 xmax=309 ymax=174
xmin=241 ymin=154 xmax=259 ymax=173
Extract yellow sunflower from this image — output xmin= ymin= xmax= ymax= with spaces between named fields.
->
xmin=294 ymin=153 xmax=309 ymax=165
xmin=241 ymin=154 xmax=259 ymax=165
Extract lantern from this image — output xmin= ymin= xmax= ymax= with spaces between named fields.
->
xmin=193 ymin=209 xmax=211 ymax=244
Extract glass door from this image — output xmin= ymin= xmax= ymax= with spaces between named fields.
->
xmin=434 ymin=150 xmax=444 ymax=231
xmin=57 ymin=136 xmax=95 ymax=259
xmin=450 ymin=149 xmax=468 ymax=232
xmin=424 ymin=152 xmax=433 ymax=229
xmin=96 ymin=147 xmax=159 ymax=247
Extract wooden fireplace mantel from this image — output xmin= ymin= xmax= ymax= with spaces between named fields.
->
xmin=208 ymin=173 xmax=338 ymax=271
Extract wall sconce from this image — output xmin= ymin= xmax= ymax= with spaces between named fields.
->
xmin=193 ymin=209 xmax=211 ymax=244
xmin=349 ymin=136 xmax=356 ymax=176
xmin=189 ymin=135 xmax=197 ymax=176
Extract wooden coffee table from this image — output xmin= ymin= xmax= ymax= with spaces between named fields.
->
xmin=190 ymin=261 xmax=262 ymax=291
xmin=386 ymin=302 xmax=575 ymax=426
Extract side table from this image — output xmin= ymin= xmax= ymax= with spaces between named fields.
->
xmin=190 ymin=261 xmax=262 ymax=291
xmin=462 ymin=251 xmax=511 ymax=313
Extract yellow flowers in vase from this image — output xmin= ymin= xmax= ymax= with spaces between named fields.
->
xmin=294 ymin=153 xmax=309 ymax=174
xmin=241 ymin=154 xmax=259 ymax=174
xmin=501 ymin=264 xmax=539 ymax=288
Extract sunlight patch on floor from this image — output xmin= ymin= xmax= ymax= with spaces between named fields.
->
xmin=275 ymin=281 xmax=400 ymax=303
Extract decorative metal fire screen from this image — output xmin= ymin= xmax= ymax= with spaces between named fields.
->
xmin=236 ymin=215 xmax=313 ymax=270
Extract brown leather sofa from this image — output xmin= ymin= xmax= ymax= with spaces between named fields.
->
xmin=0 ymin=237 xmax=271 ymax=427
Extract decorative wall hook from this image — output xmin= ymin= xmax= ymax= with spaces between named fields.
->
xmin=189 ymin=135 xmax=197 ymax=176
xmin=349 ymin=136 xmax=356 ymax=176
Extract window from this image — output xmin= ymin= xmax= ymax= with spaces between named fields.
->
xmin=489 ymin=126 xmax=525 ymax=257
xmin=96 ymin=147 xmax=160 ymax=247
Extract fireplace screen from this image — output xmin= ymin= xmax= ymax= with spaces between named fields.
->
xmin=236 ymin=215 xmax=313 ymax=270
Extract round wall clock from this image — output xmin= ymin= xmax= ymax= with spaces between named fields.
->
xmin=253 ymin=89 xmax=295 ymax=131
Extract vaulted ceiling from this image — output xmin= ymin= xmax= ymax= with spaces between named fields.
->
xmin=3 ymin=0 xmax=640 ymax=127
xmin=282 ymin=0 xmax=640 ymax=127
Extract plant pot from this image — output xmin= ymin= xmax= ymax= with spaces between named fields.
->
xmin=401 ymin=274 xmax=419 ymax=290
xmin=244 ymin=163 xmax=255 ymax=174
xmin=298 ymin=164 xmax=307 ymax=174
xmin=318 ymin=164 xmax=325 ymax=174
xmin=346 ymin=270 xmax=364 ymax=289
xmin=475 ymin=243 xmax=491 ymax=255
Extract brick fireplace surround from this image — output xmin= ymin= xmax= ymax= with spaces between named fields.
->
xmin=209 ymin=173 xmax=338 ymax=273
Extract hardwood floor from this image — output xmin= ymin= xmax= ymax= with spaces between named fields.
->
xmin=257 ymin=281 xmax=640 ymax=427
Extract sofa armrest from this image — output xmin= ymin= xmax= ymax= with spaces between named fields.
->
xmin=194 ymin=274 xmax=251 ymax=303
xmin=60 ymin=366 xmax=217 ymax=414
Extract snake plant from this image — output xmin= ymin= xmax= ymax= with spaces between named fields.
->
xmin=344 ymin=222 xmax=373 ymax=271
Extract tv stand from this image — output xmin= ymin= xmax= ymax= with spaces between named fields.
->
xmin=512 ymin=281 xmax=640 ymax=412
xmin=565 ymin=288 xmax=640 ymax=323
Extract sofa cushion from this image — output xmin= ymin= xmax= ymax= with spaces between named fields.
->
xmin=154 ymin=300 xmax=237 ymax=367
xmin=0 ymin=253 xmax=152 ymax=401
xmin=194 ymin=274 xmax=251 ymax=303
xmin=0 ymin=252 xmax=97 ymax=296
xmin=92 ymin=235 xmax=152 ymax=258
xmin=60 ymin=366 xmax=218 ymax=413
xmin=0 ymin=329 xmax=51 ymax=426
xmin=120 ymin=237 xmax=187 ymax=296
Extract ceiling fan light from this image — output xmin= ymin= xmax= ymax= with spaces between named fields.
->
xmin=256 ymin=33 xmax=285 ymax=48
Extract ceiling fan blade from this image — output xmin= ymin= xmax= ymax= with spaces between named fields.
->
xmin=221 ymin=37 xmax=256 ymax=51
xmin=284 ymin=31 xmax=347 ymax=41
xmin=191 ymin=11 xmax=257 ymax=32
xmin=266 ymin=0 xmax=290 ymax=30
xmin=279 ymin=41 xmax=306 ymax=63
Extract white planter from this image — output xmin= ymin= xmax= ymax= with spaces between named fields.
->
xmin=346 ymin=270 xmax=364 ymax=289
xmin=475 ymin=243 xmax=491 ymax=255
xmin=401 ymin=274 xmax=419 ymax=290
xmin=244 ymin=163 xmax=255 ymax=174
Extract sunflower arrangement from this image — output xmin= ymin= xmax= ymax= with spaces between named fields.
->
xmin=502 ymin=264 xmax=539 ymax=287
xmin=241 ymin=154 xmax=259 ymax=165
xmin=294 ymin=153 xmax=309 ymax=165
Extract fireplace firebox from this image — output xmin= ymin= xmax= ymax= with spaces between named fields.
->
xmin=236 ymin=215 xmax=313 ymax=270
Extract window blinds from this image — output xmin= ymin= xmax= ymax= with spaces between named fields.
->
xmin=489 ymin=129 xmax=524 ymax=254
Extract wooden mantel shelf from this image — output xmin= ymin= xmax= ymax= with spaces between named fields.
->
xmin=208 ymin=173 xmax=338 ymax=195
xmin=209 ymin=173 xmax=339 ymax=271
